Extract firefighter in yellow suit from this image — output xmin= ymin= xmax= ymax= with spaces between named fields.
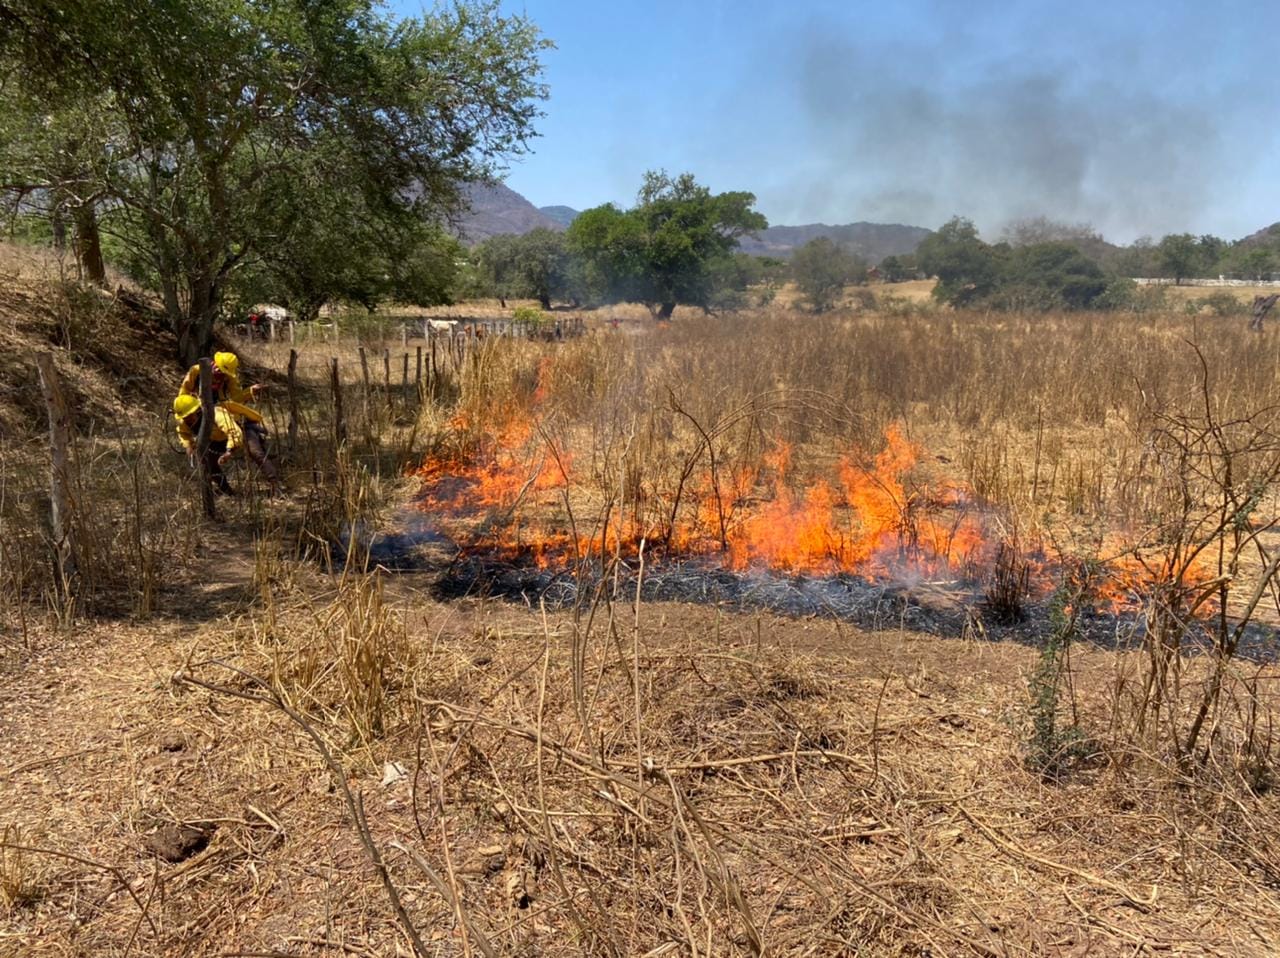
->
xmin=177 ymin=351 xmax=279 ymax=492
xmin=173 ymin=394 xmax=243 ymax=495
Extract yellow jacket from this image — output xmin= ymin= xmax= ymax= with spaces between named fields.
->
xmin=176 ymin=405 xmax=243 ymax=453
xmin=179 ymin=364 xmax=254 ymax=404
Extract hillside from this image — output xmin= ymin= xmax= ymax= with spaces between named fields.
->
xmin=738 ymin=221 xmax=932 ymax=262
xmin=459 ymin=183 xmax=933 ymax=262
xmin=0 ymin=243 xmax=174 ymax=439
xmin=537 ymin=204 xmax=579 ymax=228
xmin=453 ymin=182 xmax=563 ymax=244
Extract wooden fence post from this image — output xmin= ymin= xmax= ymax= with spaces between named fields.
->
xmin=401 ymin=352 xmax=410 ymax=405
xmin=35 ymin=352 xmax=80 ymax=584
xmin=287 ymin=348 xmax=299 ymax=453
xmin=194 ymin=358 xmax=217 ymax=519
xmin=358 ymin=345 xmax=371 ymax=420
xmin=330 ymin=357 xmax=346 ymax=448
xmin=382 ymin=348 xmax=391 ymax=408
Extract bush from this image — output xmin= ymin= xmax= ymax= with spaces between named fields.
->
xmin=1095 ymin=278 xmax=1170 ymax=314
xmin=791 ymin=237 xmax=864 ymax=312
xmin=1194 ymin=291 xmax=1247 ymax=317
xmin=512 ymin=305 xmax=549 ymax=329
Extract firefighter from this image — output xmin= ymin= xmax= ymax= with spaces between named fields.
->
xmin=173 ymin=394 xmax=240 ymax=494
xmin=177 ymin=351 xmax=280 ymax=493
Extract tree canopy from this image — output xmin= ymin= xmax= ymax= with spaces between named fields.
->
xmin=790 ymin=237 xmax=865 ymax=311
xmin=472 ymin=229 xmax=575 ymax=309
xmin=566 ymin=171 xmax=766 ymax=318
xmin=917 ymin=217 xmax=1005 ymax=307
xmin=0 ymin=0 xmax=548 ymax=361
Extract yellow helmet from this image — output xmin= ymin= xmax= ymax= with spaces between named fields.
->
xmin=213 ymin=351 xmax=239 ymax=379
xmin=173 ymin=394 xmax=201 ymax=419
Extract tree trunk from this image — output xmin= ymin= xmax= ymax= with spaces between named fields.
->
xmin=176 ymin=277 xmax=220 ymax=366
xmin=35 ymin=352 xmax=78 ymax=591
xmin=657 ymin=301 xmax=676 ymax=320
xmin=50 ymin=206 xmax=67 ymax=251
xmin=538 ymin=293 xmax=551 ymax=310
xmin=72 ymin=202 xmax=107 ymax=286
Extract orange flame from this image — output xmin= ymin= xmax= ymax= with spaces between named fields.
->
xmin=413 ymin=420 xmax=1225 ymax=622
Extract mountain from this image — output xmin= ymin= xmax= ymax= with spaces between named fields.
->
xmin=455 ymin=183 xmax=934 ymax=262
xmin=1237 ymin=222 xmax=1280 ymax=248
xmin=538 ymin=205 xmax=580 ymax=228
xmin=453 ymin=182 xmax=563 ymax=244
xmin=737 ymin=222 xmax=932 ymax=262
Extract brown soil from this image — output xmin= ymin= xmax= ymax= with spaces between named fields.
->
xmin=3 ymin=532 xmax=1280 ymax=954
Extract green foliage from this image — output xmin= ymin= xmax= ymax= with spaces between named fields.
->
xmin=1113 ymin=236 xmax=1159 ymax=278
xmin=1157 ymin=233 xmax=1204 ymax=284
xmin=1193 ymin=291 xmax=1248 ymax=317
xmin=790 ymin=237 xmax=864 ymax=312
xmin=0 ymin=0 xmax=548 ymax=361
xmin=1225 ymin=244 xmax=1279 ymax=281
xmin=705 ymin=253 xmax=774 ymax=310
xmin=1026 ymin=572 xmax=1094 ymax=778
xmin=566 ymin=171 xmax=767 ymax=318
xmin=1095 ymin=278 xmax=1170 ymax=314
xmin=917 ymin=217 xmax=1005 ymax=307
xmin=473 ymin=228 xmax=574 ymax=308
xmin=918 ymin=220 xmax=1106 ymax=311
xmin=511 ymin=305 xmax=548 ymax=328
xmin=989 ymin=242 xmax=1107 ymax=311
xmin=877 ymin=253 xmax=919 ymax=283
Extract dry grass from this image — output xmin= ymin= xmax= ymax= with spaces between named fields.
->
xmin=6 ymin=255 xmax=1280 ymax=953
xmin=6 ymin=576 xmax=1280 ymax=954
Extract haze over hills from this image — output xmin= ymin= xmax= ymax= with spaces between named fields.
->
xmin=456 ymin=183 xmax=933 ymax=260
xmin=737 ymin=222 xmax=930 ymax=263
xmin=456 ymin=184 xmax=1278 ymax=263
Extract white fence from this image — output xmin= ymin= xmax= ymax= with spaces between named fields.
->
xmin=1133 ymin=277 xmax=1280 ymax=288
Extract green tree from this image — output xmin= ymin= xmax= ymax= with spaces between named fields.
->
xmin=234 ymin=184 xmax=462 ymax=322
xmin=1157 ymin=233 xmax=1202 ymax=284
xmin=791 ymin=237 xmax=863 ymax=311
xmin=917 ymin=217 xmax=1004 ymax=306
xmin=472 ymin=234 xmax=523 ymax=305
xmin=473 ymin=228 xmax=573 ymax=309
xmin=993 ymin=242 xmax=1107 ymax=311
xmin=1226 ymin=244 xmax=1279 ymax=281
xmin=0 ymin=0 xmax=547 ymax=362
xmin=567 ymin=171 xmax=767 ymax=318
xmin=0 ymin=83 xmax=111 ymax=283
xmin=1115 ymin=236 xmax=1159 ymax=278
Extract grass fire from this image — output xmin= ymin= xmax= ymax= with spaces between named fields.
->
xmin=6 ymin=3 xmax=1280 ymax=955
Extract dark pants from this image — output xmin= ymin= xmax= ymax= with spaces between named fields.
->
xmin=203 ymin=439 xmax=233 ymax=493
xmin=241 ymin=421 xmax=279 ymax=484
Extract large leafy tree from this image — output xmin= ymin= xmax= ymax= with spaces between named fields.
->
xmin=1157 ymin=233 xmax=1205 ymax=284
xmin=473 ymin=228 xmax=573 ymax=309
xmin=0 ymin=0 xmax=548 ymax=362
xmin=994 ymin=242 xmax=1107 ymax=310
xmin=917 ymin=217 xmax=1006 ymax=307
xmin=567 ymin=171 xmax=766 ymax=318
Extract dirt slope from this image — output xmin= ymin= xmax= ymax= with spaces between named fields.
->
xmin=0 ymin=242 xmax=175 ymax=439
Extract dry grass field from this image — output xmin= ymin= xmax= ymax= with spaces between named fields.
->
xmin=5 ymin=241 xmax=1280 ymax=955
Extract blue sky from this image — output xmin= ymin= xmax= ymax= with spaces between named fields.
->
xmin=390 ymin=1 xmax=1280 ymax=242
